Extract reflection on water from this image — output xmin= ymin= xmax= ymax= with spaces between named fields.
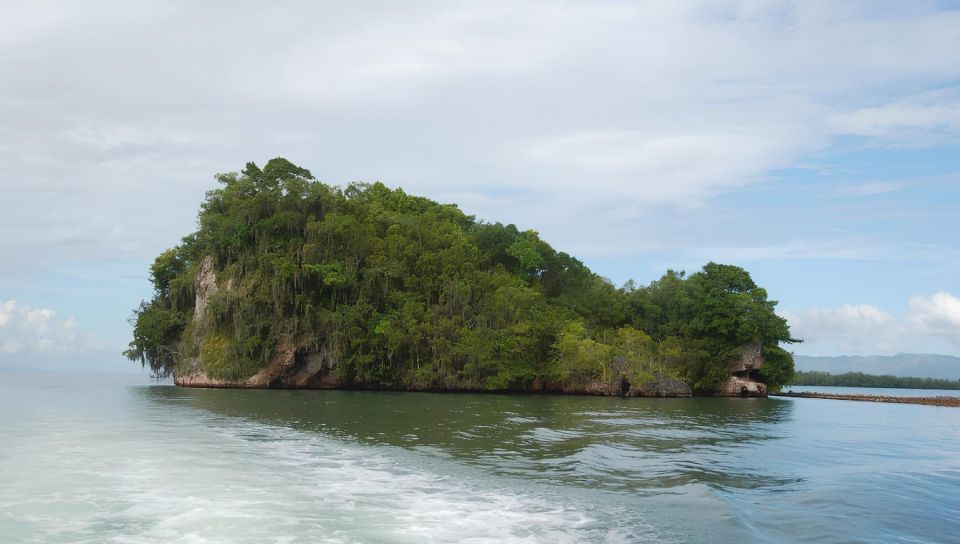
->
xmin=3 ymin=374 xmax=960 ymax=543
xmin=140 ymin=388 xmax=798 ymax=494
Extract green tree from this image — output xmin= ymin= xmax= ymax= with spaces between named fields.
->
xmin=126 ymin=159 xmax=797 ymax=393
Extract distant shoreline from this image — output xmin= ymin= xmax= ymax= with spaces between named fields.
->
xmin=789 ymin=370 xmax=960 ymax=390
xmin=771 ymin=391 xmax=960 ymax=407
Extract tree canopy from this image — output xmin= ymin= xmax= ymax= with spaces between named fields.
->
xmin=126 ymin=158 xmax=797 ymax=392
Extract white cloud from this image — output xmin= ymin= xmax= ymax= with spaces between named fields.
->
xmin=908 ymin=292 xmax=960 ymax=342
xmin=0 ymin=300 xmax=95 ymax=354
xmin=64 ymin=124 xmax=194 ymax=154
xmin=0 ymin=1 xmax=84 ymax=48
xmin=708 ymin=238 xmax=883 ymax=262
xmin=829 ymin=182 xmax=906 ymax=197
xmin=829 ymin=89 xmax=960 ymax=143
xmin=784 ymin=291 xmax=960 ymax=355
xmin=783 ymin=304 xmax=899 ymax=354
xmin=1 ymin=1 xmax=958 ymax=274
xmin=518 ymin=124 xmax=822 ymax=206
xmin=809 ymin=304 xmax=894 ymax=328
xmin=700 ymin=237 xmax=960 ymax=264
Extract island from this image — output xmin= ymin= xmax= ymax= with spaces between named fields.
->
xmin=125 ymin=158 xmax=798 ymax=397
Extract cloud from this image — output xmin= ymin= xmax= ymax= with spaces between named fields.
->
xmin=908 ymin=291 xmax=960 ymax=341
xmin=707 ymin=238 xmax=883 ymax=262
xmin=700 ymin=237 xmax=960 ymax=264
xmin=828 ymin=182 xmax=906 ymax=197
xmin=784 ymin=291 xmax=960 ymax=355
xmin=0 ymin=300 xmax=95 ymax=354
xmin=518 ymin=124 xmax=821 ymax=206
xmin=1 ymin=1 xmax=958 ymax=274
xmin=829 ymin=88 xmax=960 ymax=143
xmin=783 ymin=304 xmax=898 ymax=354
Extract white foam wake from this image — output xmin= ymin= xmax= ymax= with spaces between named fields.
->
xmin=1 ymin=404 xmax=660 ymax=543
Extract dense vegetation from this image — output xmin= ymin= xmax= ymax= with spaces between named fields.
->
xmin=126 ymin=158 xmax=797 ymax=392
xmin=790 ymin=371 xmax=960 ymax=390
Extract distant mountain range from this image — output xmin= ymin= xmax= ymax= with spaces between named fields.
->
xmin=794 ymin=354 xmax=960 ymax=380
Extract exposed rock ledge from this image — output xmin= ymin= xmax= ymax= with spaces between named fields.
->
xmin=174 ymin=367 xmax=692 ymax=396
xmin=714 ymin=341 xmax=767 ymax=397
xmin=716 ymin=375 xmax=767 ymax=397
xmin=175 ymin=340 xmax=339 ymax=389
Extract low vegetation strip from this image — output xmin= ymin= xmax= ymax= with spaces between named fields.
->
xmin=772 ymin=391 xmax=960 ymax=407
xmin=790 ymin=370 xmax=960 ymax=390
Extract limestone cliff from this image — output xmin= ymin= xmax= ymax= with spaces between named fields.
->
xmin=715 ymin=342 xmax=767 ymax=397
xmin=175 ymin=256 xmax=341 ymax=389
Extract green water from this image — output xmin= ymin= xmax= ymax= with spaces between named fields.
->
xmin=1 ymin=373 xmax=958 ymax=542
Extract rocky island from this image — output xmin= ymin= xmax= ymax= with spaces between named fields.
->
xmin=126 ymin=159 xmax=797 ymax=396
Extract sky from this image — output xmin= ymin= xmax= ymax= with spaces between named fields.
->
xmin=1 ymin=0 xmax=959 ymax=373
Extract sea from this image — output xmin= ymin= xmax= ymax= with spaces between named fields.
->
xmin=1 ymin=372 xmax=958 ymax=543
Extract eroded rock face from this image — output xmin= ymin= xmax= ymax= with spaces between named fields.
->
xmin=287 ymin=346 xmax=339 ymax=388
xmin=192 ymin=255 xmax=219 ymax=324
xmin=715 ymin=341 xmax=768 ymax=397
xmin=175 ymin=256 xmax=218 ymax=387
xmin=175 ymin=256 xmax=342 ymax=389
xmin=716 ymin=375 xmax=768 ymax=397
xmin=730 ymin=341 xmax=763 ymax=374
xmin=173 ymin=255 xmax=316 ymax=388
xmin=249 ymin=341 xmax=340 ymax=389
